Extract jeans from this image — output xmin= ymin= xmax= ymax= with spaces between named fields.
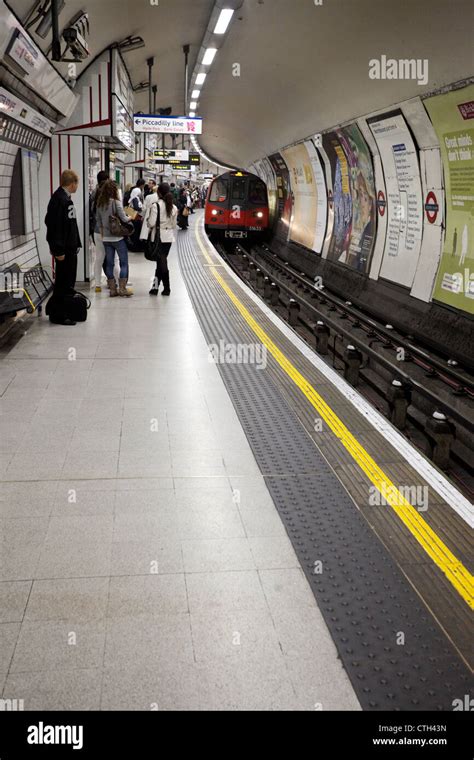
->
xmin=104 ymin=239 xmax=129 ymax=279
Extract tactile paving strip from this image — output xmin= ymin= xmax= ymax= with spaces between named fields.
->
xmin=178 ymin=227 xmax=474 ymax=710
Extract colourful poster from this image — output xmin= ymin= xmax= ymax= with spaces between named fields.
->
xmin=339 ymin=124 xmax=377 ymax=272
xmin=281 ymin=140 xmax=327 ymax=252
xmin=322 ymin=131 xmax=352 ymax=263
xmin=322 ymin=125 xmax=376 ymax=272
xmin=268 ymin=152 xmax=293 ymax=242
xmin=255 ymin=157 xmax=278 ymax=227
xmin=424 ymin=85 xmax=474 ymax=314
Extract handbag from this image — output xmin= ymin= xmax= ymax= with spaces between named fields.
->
xmin=124 ymin=206 xmax=139 ymax=221
xmin=144 ymin=202 xmax=162 ymax=261
xmin=182 ymin=207 xmax=190 ymax=217
xmin=109 ymin=201 xmax=134 ymax=237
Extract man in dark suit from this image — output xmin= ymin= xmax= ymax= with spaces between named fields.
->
xmin=45 ymin=169 xmax=82 ymax=325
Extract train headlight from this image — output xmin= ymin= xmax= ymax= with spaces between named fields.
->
xmin=212 ymin=209 xmax=218 ymax=215
xmin=256 ymin=212 xmax=263 ymax=218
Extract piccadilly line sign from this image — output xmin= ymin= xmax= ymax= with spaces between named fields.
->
xmin=134 ymin=114 xmax=203 ymax=135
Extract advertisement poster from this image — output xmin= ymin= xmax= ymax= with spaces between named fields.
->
xmin=281 ymin=141 xmax=327 ymax=252
xmin=322 ymin=125 xmax=376 ymax=272
xmin=339 ymin=124 xmax=376 ymax=271
xmin=367 ymin=110 xmax=423 ymax=287
xmin=307 ymin=139 xmax=328 ymax=253
xmin=254 ymin=157 xmax=278 ymax=226
xmin=424 ymin=85 xmax=474 ymax=314
xmin=322 ymin=131 xmax=352 ymax=263
xmin=268 ymin=152 xmax=293 ymax=242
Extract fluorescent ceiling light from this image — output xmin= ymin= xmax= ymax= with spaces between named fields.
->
xmin=190 ymin=101 xmax=198 ymax=110
xmin=202 ymin=48 xmax=218 ymax=66
xmin=214 ymin=8 xmax=234 ymax=34
xmin=189 ymin=111 xmax=196 ymax=117
xmin=195 ymin=73 xmax=206 ymax=85
xmin=191 ymin=90 xmax=200 ymax=99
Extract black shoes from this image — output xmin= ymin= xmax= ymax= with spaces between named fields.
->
xmin=161 ymin=290 xmax=171 ymax=296
xmin=149 ymin=288 xmax=159 ymax=296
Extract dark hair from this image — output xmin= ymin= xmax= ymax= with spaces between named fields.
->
xmin=96 ymin=179 xmax=119 ymax=208
xmin=158 ymin=182 xmax=174 ymax=217
xmin=97 ymin=171 xmax=109 ymax=185
xmin=136 ymin=179 xmax=145 ymax=188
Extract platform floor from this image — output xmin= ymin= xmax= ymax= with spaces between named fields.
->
xmin=0 ymin=217 xmax=360 ymax=711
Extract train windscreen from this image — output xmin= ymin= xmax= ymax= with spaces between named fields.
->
xmin=231 ymin=178 xmax=247 ymax=201
xmin=249 ymin=178 xmax=267 ymax=204
xmin=210 ymin=178 xmax=228 ymax=202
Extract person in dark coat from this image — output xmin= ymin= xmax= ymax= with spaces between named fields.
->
xmin=176 ymin=188 xmax=189 ymax=230
xmin=44 ymin=169 xmax=82 ymax=325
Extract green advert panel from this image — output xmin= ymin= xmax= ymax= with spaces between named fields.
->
xmin=424 ymin=85 xmax=474 ymax=315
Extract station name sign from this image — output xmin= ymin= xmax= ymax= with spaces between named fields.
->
xmin=134 ymin=115 xmax=203 ymax=135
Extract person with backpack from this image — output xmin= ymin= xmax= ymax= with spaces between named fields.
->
xmin=95 ymin=180 xmax=134 ymax=297
xmin=44 ymin=169 xmax=82 ymax=325
xmin=142 ymin=182 xmax=177 ymax=296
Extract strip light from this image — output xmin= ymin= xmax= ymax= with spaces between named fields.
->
xmin=195 ymin=73 xmax=207 ymax=85
xmin=202 ymin=48 xmax=218 ymax=66
xmin=191 ymin=90 xmax=201 ymax=99
xmin=214 ymin=8 xmax=234 ymax=34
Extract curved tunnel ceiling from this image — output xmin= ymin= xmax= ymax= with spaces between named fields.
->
xmin=8 ymin=0 xmax=474 ymax=169
xmin=198 ymin=0 xmax=474 ymax=167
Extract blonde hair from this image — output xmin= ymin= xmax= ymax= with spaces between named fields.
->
xmin=61 ymin=169 xmax=79 ymax=187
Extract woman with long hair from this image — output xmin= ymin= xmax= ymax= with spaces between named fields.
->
xmin=144 ymin=182 xmax=178 ymax=296
xmin=95 ymin=180 xmax=134 ymax=297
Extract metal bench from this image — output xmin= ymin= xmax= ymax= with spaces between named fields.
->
xmin=0 ymin=263 xmax=53 ymax=321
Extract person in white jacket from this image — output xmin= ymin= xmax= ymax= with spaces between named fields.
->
xmin=140 ymin=182 xmax=178 ymax=296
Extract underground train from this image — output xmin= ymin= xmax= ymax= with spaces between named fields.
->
xmin=204 ymin=170 xmax=270 ymax=240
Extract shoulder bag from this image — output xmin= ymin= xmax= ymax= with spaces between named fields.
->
xmin=109 ymin=201 xmax=134 ymax=237
xmin=144 ymin=201 xmax=162 ymax=261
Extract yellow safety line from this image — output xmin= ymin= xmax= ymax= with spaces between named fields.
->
xmin=194 ymin=223 xmax=474 ymax=609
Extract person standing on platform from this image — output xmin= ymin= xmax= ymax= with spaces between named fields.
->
xmin=170 ymin=183 xmax=179 ymax=203
xmin=96 ymin=180 xmax=134 ymax=298
xmin=145 ymin=182 xmax=177 ymax=296
xmin=128 ymin=178 xmax=145 ymax=251
xmin=90 ymin=170 xmax=109 ymax=292
xmin=45 ymin=169 xmax=81 ymax=325
xmin=141 ymin=181 xmax=159 ymax=228
xmin=177 ymin=188 xmax=189 ymax=230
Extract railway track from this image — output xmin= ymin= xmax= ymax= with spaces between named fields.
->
xmin=214 ymin=239 xmax=474 ymax=499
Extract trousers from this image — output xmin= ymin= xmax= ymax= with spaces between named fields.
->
xmin=153 ymin=242 xmax=172 ymax=290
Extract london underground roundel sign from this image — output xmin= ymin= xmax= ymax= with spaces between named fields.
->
xmin=425 ymin=191 xmax=439 ymax=224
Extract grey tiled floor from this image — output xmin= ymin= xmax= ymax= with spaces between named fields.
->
xmin=0 ymin=230 xmax=360 ymax=711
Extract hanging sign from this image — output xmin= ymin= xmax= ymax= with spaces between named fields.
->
xmin=134 ymin=114 xmax=203 ymax=134
xmin=154 ymin=149 xmax=189 ymax=160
